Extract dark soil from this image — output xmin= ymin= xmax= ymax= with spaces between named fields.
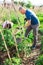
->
xmin=0 ymin=44 xmax=41 ymax=65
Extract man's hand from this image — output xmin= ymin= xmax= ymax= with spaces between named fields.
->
xmin=24 ymin=18 xmax=27 ymax=21
xmin=24 ymin=20 xmax=31 ymax=28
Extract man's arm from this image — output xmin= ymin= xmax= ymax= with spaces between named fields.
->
xmin=24 ymin=20 xmax=31 ymax=28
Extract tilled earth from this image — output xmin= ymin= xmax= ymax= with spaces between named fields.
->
xmin=0 ymin=44 xmax=41 ymax=65
xmin=22 ymin=45 xmax=41 ymax=65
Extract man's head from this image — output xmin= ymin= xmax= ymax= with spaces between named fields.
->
xmin=19 ymin=7 xmax=26 ymax=14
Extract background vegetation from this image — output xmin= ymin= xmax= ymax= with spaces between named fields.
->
xmin=0 ymin=1 xmax=43 ymax=65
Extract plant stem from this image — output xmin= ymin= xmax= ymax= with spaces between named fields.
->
xmin=0 ymin=30 xmax=12 ymax=65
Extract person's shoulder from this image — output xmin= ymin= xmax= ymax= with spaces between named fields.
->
xmin=26 ymin=9 xmax=29 ymax=12
xmin=25 ymin=9 xmax=30 ymax=14
xmin=28 ymin=9 xmax=33 ymax=13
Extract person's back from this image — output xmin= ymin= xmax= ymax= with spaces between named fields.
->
xmin=25 ymin=9 xmax=40 ymax=25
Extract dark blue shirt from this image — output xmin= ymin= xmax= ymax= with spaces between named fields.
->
xmin=25 ymin=10 xmax=39 ymax=25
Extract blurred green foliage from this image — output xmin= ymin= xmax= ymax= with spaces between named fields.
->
xmin=4 ymin=57 xmax=22 ymax=65
xmin=35 ymin=55 xmax=43 ymax=65
xmin=26 ymin=1 xmax=33 ymax=8
xmin=41 ymin=36 xmax=43 ymax=53
xmin=0 ymin=28 xmax=14 ymax=51
xmin=0 ymin=6 xmax=43 ymax=65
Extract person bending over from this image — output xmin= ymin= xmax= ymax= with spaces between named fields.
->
xmin=19 ymin=7 xmax=40 ymax=49
xmin=2 ymin=20 xmax=13 ymax=29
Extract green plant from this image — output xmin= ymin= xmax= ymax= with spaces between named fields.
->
xmin=28 ymin=32 xmax=34 ymax=41
xmin=37 ymin=13 xmax=43 ymax=17
xmin=35 ymin=55 xmax=43 ymax=65
xmin=36 ymin=12 xmax=43 ymax=23
xmin=10 ymin=12 xmax=18 ymax=24
xmin=39 ymin=29 xmax=43 ymax=35
xmin=19 ymin=2 xmax=25 ymax=6
xmin=18 ymin=38 xmax=31 ymax=56
xmin=11 ymin=17 xmax=18 ymax=24
xmin=3 ymin=29 xmax=14 ymax=47
xmin=2 ymin=15 xmax=8 ymax=21
xmin=0 ymin=28 xmax=14 ymax=51
xmin=41 ymin=36 xmax=43 ymax=53
xmin=0 ymin=33 xmax=4 ymax=51
xmin=26 ymin=1 xmax=32 ymax=8
xmin=4 ymin=57 xmax=22 ymax=65
xmin=38 ymin=17 xmax=43 ymax=23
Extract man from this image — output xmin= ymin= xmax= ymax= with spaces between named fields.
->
xmin=19 ymin=7 xmax=40 ymax=49
xmin=2 ymin=20 xmax=13 ymax=29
